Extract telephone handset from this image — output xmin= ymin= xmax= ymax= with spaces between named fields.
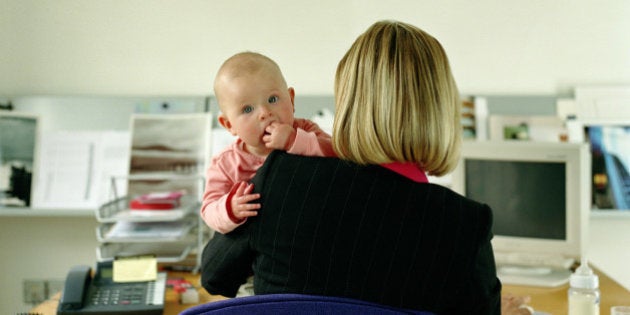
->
xmin=57 ymin=261 xmax=166 ymax=315
xmin=58 ymin=265 xmax=92 ymax=311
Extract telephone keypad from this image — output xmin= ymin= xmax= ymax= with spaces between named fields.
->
xmin=88 ymin=284 xmax=148 ymax=306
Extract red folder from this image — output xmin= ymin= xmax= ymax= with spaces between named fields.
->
xmin=129 ymin=191 xmax=184 ymax=210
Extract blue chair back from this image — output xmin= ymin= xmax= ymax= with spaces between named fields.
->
xmin=179 ymin=293 xmax=434 ymax=315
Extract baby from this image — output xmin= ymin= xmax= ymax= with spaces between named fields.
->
xmin=200 ymin=52 xmax=334 ymax=234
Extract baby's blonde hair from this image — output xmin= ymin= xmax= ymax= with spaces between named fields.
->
xmin=213 ymin=52 xmax=287 ymax=112
xmin=332 ymin=20 xmax=461 ymax=176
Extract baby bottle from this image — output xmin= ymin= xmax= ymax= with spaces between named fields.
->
xmin=568 ymin=259 xmax=600 ymax=315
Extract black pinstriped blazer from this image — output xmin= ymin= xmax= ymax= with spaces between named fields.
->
xmin=201 ymin=151 xmax=501 ymax=314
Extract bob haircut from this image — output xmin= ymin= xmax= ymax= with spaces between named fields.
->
xmin=332 ymin=20 xmax=461 ymax=176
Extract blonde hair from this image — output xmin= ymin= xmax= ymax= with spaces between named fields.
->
xmin=332 ymin=20 xmax=461 ymax=176
xmin=213 ymin=52 xmax=287 ymax=112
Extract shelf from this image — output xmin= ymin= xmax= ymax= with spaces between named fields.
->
xmin=590 ymin=210 xmax=630 ymax=219
xmin=0 ymin=207 xmax=95 ymax=217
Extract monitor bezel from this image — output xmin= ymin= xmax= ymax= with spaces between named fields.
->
xmin=451 ymin=141 xmax=590 ymax=260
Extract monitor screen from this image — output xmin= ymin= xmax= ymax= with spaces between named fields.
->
xmin=465 ymin=159 xmax=566 ymax=240
xmin=451 ymin=141 xmax=590 ymax=260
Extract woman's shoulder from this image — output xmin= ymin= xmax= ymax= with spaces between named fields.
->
xmin=427 ymin=183 xmax=494 ymax=233
xmin=428 ymin=183 xmax=486 ymax=207
xmin=258 ymin=151 xmax=493 ymax=231
xmin=263 ymin=151 xmax=490 ymax=211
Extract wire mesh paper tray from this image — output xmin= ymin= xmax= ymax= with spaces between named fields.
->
xmin=96 ymin=195 xmax=200 ymax=223
xmin=96 ymin=217 xmax=197 ymax=242
xmin=97 ymin=241 xmax=194 ymax=263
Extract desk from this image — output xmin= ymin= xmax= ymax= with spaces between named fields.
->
xmin=30 ymin=271 xmax=226 ymax=315
xmin=502 ymin=266 xmax=630 ymax=314
xmin=32 ymin=268 xmax=630 ymax=315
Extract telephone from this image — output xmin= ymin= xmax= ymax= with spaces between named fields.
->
xmin=57 ymin=261 xmax=166 ymax=315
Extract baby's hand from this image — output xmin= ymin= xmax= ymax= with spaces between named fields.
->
xmin=263 ymin=122 xmax=296 ymax=150
xmin=501 ymin=294 xmax=533 ymax=315
xmin=230 ymin=182 xmax=261 ymax=221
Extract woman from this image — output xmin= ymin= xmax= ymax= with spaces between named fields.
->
xmin=201 ymin=20 xmax=514 ymax=314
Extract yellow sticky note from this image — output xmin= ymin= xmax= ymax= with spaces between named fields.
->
xmin=113 ymin=255 xmax=157 ymax=282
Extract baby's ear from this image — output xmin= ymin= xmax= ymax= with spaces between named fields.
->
xmin=288 ymin=87 xmax=295 ymax=112
xmin=218 ymin=114 xmax=236 ymax=135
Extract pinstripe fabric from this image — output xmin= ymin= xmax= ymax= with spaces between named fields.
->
xmin=201 ymin=151 xmax=501 ymax=315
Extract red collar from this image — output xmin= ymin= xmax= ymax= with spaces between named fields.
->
xmin=380 ymin=162 xmax=428 ymax=183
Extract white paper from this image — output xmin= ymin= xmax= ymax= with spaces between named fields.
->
xmin=106 ymin=220 xmax=190 ymax=239
xmin=31 ymin=131 xmax=130 ymax=210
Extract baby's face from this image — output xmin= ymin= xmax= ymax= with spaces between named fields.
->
xmin=217 ymin=70 xmax=295 ymax=157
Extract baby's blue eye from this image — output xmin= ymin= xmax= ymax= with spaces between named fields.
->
xmin=242 ymin=105 xmax=253 ymax=114
xmin=268 ymin=96 xmax=279 ymax=103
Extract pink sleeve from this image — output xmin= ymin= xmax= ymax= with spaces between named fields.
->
xmin=200 ymin=158 xmax=246 ymax=234
xmin=287 ymin=119 xmax=335 ymax=157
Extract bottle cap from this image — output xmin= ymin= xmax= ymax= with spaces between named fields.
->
xmin=570 ymin=261 xmax=599 ymax=289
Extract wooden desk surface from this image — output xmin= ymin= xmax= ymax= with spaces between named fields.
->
xmin=30 ymin=271 xmax=226 ymax=315
xmin=502 ymin=266 xmax=630 ymax=314
xmin=32 ymin=268 xmax=630 ymax=315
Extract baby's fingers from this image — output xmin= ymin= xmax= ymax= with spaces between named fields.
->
xmin=233 ymin=181 xmax=248 ymax=196
xmin=234 ymin=202 xmax=261 ymax=218
xmin=243 ymin=183 xmax=255 ymax=195
xmin=240 ymin=193 xmax=261 ymax=204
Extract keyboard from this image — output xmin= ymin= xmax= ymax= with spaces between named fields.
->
xmin=497 ymin=265 xmax=572 ymax=287
xmin=494 ymin=252 xmax=575 ymax=287
xmin=494 ymin=252 xmax=576 ymax=270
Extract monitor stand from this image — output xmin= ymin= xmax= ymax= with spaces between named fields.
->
xmin=497 ymin=265 xmax=572 ymax=287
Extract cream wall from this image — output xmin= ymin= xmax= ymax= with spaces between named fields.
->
xmin=2 ymin=0 xmax=630 ymax=96
xmin=2 ymin=1 xmax=630 ymax=313
xmin=0 ymin=216 xmax=99 ymax=314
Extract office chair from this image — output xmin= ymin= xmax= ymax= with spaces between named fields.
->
xmin=179 ymin=293 xmax=433 ymax=314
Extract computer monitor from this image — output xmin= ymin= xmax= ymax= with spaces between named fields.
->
xmin=450 ymin=141 xmax=590 ymax=286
